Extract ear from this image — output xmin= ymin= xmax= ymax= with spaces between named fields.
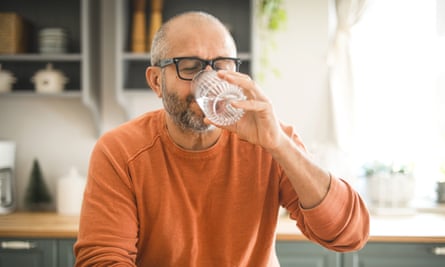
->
xmin=146 ymin=66 xmax=162 ymax=98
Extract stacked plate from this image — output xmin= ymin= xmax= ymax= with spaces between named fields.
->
xmin=38 ymin=28 xmax=68 ymax=54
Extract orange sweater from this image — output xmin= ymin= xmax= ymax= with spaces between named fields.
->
xmin=74 ymin=109 xmax=369 ymax=266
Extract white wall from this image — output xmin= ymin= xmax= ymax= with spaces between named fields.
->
xmin=251 ymin=0 xmax=351 ymax=178
xmin=0 ymin=0 xmax=335 ymax=210
xmin=0 ymin=98 xmax=97 ymax=210
xmin=252 ymin=0 xmax=334 ymax=146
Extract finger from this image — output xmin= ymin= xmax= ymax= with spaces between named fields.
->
xmin=217 ymin=70 xmax=251 ymax=81
xmin=232 ymin=99 xmax=268 ymax=112
xmin=217 ymin=71 xmax=267 ymax=100
xmin=217 ymin=70 xmax=252 ymax=89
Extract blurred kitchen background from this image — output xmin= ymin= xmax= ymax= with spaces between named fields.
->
xmin=0 ymin=0 xmax=444 ymax=214
xmin=1 ymin=0 xmax=445 ymax=266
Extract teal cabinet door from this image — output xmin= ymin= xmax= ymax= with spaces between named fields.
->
xmin=343 ymin=242 xmax=445 ymax=267
xmin=58 ymin=239 xmax=76 ymax=267
xmin=276 ymin=241 xmax=341 ymax=267
xmin=0 ymin=239 xmax=57 ymax=267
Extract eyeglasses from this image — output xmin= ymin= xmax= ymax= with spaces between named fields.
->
xmin=155 ymin=57 xmax=242 ymax=81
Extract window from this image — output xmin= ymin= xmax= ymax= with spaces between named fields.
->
xmin=350 ymin=0 xmax=445 ymax=200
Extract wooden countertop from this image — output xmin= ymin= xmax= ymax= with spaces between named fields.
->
xmin=0 ymin=212 xmax=444 ymax=243
xmin=0 ymin=212 xmax=79 ymax=238
xmin=277 ymin=212 xmax=445 ymax=243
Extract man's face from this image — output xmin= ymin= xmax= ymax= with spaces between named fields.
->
xmin=158 ymin=19 xmax=237 ymax=132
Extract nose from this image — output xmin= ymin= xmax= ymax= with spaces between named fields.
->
xmin=203 ymin=64 xmax=213 ymax=71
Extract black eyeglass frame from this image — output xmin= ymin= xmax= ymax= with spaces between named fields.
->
xmin=155 ymin=57 xmax=242 ymax=81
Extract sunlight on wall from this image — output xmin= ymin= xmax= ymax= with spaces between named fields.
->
xmin=350 ymin=0 xmax=445 ymax=199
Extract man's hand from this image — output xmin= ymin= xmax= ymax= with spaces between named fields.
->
xmin=207 ymin=70 xmax=285 ymax=152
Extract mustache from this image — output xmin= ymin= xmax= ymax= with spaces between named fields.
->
xmin=185 ymin=94 xmax=195 ymax=104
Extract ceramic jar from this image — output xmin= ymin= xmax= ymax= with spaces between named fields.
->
xmin=31 ymin=63 xmax=68 ymax=93
xmin=0 ymin=65 xmax=17 ymax=93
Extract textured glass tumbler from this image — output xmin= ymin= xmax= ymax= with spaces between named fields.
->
xmin=191 ymin=70 xmax=246 ymax=126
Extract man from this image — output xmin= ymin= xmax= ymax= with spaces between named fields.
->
xmin=75 ymin=11 xmax=369 ymax=266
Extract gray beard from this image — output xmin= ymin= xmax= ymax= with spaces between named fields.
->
xmin=161 ymin=77 xmax=213 ymax=132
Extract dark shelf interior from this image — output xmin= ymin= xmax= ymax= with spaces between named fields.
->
xmin=124 ymin=0 xmax=251 ymax=53
xmin=0 ymin=0 xmax=81 ymax=54
xmin=122 ymin=0 xmax=252 ymax=90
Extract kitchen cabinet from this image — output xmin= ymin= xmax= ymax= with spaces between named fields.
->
xmin=58 ymin=239 xmax=76 ymax=267
xmin=0 ymin=238 xmax=75 ymax=267
xmin=112 ymin=0 xmax=252 ymax=119
xmin=0 ymin=213 xmax=78 ymax=267
xmin=276 ymin=212 xmax=445 ymax=267
xmin=276 ymin=241 xmax=445 ymax=267
xmin=0 ymin=0 xmax=100 ymax=134
xmin=276 ymin=240 xmax=340 ymax=267
xmin=343 ymin=242 xmax=445 ymax=267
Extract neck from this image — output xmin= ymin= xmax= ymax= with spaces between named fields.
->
xmin=165 ymin=114 xmax=221 ymax=150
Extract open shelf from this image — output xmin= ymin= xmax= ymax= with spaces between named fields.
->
xmin=0 ymin=0 xmax=101 ymax=135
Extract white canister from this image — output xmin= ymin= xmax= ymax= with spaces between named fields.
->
xmin=0 ymin=141 xmax=16 ymax=214
xmin=57 ymin=167 xmax=86 ymax=215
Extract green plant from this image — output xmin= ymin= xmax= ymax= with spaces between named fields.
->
xmin=362 ymin=161 xmax=414 ymax=178
xmin=257 ymin=0 xmax=287 ymax=82
xmin=259 ymin=0 xmax=287 ymax=31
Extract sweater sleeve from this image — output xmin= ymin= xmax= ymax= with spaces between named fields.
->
xmin=74 ymin=136 xmax=138 ymax=266
xmin=281 ymin=175 xmax=370 ymax=252
xmin=278 ymin=123 xmax=370 ymax=252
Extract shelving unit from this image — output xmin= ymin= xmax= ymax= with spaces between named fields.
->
xmin=0 ymin=0 xmax=100 ymax=134
xmin=114 ymin=0 xmax=252 ymax=119
xmin=1 ymin=0 xmax=252 ymax=126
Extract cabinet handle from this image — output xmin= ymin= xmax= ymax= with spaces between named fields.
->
xmin=432 ymin=247 xmax=445 ymax=255
xmin=1 ymin=241 xmax=36 ymax=250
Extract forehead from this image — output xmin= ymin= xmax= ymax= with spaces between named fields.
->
xmin=165 ymin=15 xmax=236 ymax=58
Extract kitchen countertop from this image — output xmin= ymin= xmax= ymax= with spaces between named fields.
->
xmin=277 ymin=212 xmax=445 ymax=243
xmin=0 ymin=212 xmax=444 ymax=243
xmin=0 ymin=212 xmax=79 ymax=238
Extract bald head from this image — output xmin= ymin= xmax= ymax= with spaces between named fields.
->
xmin=150 ymin=12 xmax=237 ymax=65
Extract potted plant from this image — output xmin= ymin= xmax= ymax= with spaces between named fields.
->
xmin=362 ymin=161 xmax=415 ymax=208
